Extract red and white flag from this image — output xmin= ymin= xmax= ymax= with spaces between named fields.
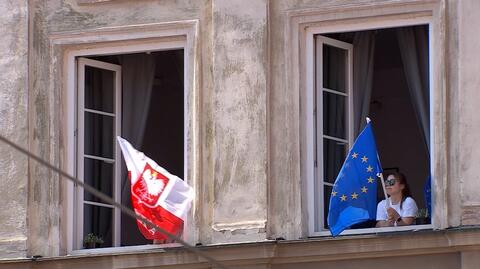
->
xmin=117 ymin=137 xmax=193 ymax=240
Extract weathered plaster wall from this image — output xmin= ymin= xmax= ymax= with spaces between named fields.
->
xmin=0 ymin=1 xmax=29 ymax=259
xmin=267 ymin=0 xmax=461 ymax=239
xmin=29 ymin=0 xmax=268 ymax=255
xmin=29 ymin=0 xmax=210 ymax=256
xmin=21 ymin=0 xmax=480 ymax=259
xmin=267 ymin=0 xmax=411 ymax=241
xmin=268 ymin=0 xmax=390 ymax=241
xmin=268 ymin=0 xmax=303 ymax=241
xmin=457 ymin=0 xmax=480 ymax=226
xmin=446 ymin=0 xmax=461 ymax=228
xmin=210 ymin=0 xmax=268 ymax=243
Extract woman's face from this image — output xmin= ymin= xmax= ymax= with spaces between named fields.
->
xmin=385 ymin=175 xmax=404 ymax=196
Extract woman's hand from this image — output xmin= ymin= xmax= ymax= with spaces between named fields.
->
xmin=387 ymin=207 xmax=401 ymax=222
xmin=376 ymin=219 xmax=395 ymax=227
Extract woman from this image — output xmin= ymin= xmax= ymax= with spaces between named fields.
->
xmin=376 ymin=172 xmax=418 ymax=227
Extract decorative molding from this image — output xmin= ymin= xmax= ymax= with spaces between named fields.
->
xmin=0 ymin=236 xmax=27 ymax=243
xmin=2 ymin=229 xmax=480 ymax=268
xmin=461 ymin=205 xmax=480 ymax=226
xmin=76 ymin=0 xmax=123 ymax=5
xmin=212 ymin=220 xmax=267 ymax=232
xmin=48 ymin=19 xmax=200 ymax=253
xmin=285 ymin=0 xmax=438 ymax=18
xmin=0 ymin=237 xmax=27 ymax=259
xmin=285 ymin=0 xmax=446 ymax=237
xmin=49 ymin=20 xmax=198 ymax=45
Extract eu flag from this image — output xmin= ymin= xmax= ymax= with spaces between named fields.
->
xmin=327 ymin=121 xmax=382 ymax=236
xmin=424 ymin=175 xmax=431 ymax=219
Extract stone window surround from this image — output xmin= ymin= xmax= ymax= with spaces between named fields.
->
xmin=48 ymin=20 xmax=200 ymax=253
xmin=284 ymin=0 xmax=448 ymax=236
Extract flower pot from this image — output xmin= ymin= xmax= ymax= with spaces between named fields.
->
xmin=85 ymin=242 xmax=97 ymax=249
xmin=416 ymin=217 xmax=430 ymax=225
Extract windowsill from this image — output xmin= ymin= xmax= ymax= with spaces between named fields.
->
xmin=68 ymin=225 xmax=434 ymax=256
xmin=308 ymin=224 xmax=433 ymax=237
xmin=3 ymin=228 xmax=480 ymax=268
xmin=69 ymin=243 xmax=182 ymax=256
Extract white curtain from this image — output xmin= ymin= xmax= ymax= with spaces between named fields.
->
xmin=396 ymin=27 xmax=430 ymax=151
xmin=352 ymin=31 xmax=376 ymax=134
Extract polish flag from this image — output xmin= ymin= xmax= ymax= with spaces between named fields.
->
xmin=117 ymin=137 xmax=193 ymax=240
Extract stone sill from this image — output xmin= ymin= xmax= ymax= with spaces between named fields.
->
xmin=2 ymin=227 xmax=480 ymax=268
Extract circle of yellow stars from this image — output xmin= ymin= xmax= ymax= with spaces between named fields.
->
xmin=331 ymin=151 xmax=377 ymax=202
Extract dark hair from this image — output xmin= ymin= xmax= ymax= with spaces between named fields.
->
xmin=388 ymin=172 xmax=412 ymax=209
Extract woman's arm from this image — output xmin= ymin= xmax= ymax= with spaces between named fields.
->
xmin=399 ymin=197 xmax=418 ymax=225
xmin=376 ymin=216 xmax=414 ymax=227
xmin=376 ymin=220 xmax=393 ymax=227
xmin=396 ymin=216 xmax=415 ymax=226
xmin=375 ymin=200 xmax=389 ymax=227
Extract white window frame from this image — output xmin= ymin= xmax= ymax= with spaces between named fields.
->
xmin=76 ymin=58 xmax=122 ymax=249
xmin=50 ymin=21 xmax=199 ymax=253
xmin=311 ymin=36 xmax=354 ymax=233
xmin=304 ymin=12 xmax=437 ymax=237
xmin=70 ymin=42 xmax=188 ymax=251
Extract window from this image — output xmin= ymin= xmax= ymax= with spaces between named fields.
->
xmin=74 ymin=50 xmax=185 ymax=249
xmin=76 ymin=58 xmax=122 ymax=248
xmin=313 ymin=36 xmax=353 ymax=232
xmin=308 ymin=25 xmax=432 ymax=235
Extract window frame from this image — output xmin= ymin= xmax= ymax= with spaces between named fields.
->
xmin=302 ymin=9 xmax=439 ymax=237
xmin=310 ymin=36 xmax=354 ymax=233
xmin=75 ymin=57 xmax=122 ymax=249
xmin=72 ymin=44 xmax=187 ymax=250
xmin=51 ymin=21 xmax=199 ymax=253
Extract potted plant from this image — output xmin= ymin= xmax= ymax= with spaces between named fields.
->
xmin=416 ymin=208 xmax=430 ymax=225
xmin=83 ymin=233 xmax=104 ymax=249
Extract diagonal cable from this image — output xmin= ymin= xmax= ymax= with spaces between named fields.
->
xmin=0 ymin=133 xmax=229 ymax=269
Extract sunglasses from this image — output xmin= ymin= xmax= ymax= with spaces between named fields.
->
xmin=385 ymin=177 xmax=397 ymax=187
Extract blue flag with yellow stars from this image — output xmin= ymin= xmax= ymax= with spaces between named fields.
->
xmin=424 ymin=175 xmax=431 ymax=220
xmin=328 ymin=121 xmax=382 ymax=237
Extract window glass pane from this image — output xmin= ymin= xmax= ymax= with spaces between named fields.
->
xmin=85 ymin=65 xmax=114 ymax=113
xmin=83 ymin=204 xmax=112 ymax=248
xmin=323 ymin=138 xmax=347 ymax=184
xmin=324 ymin=184 xmax=333 ymax=229
xmin=84 ymin=158 xmax=113 ymax=202
xmin=84 ymin=112 xmax=114 ymax=159
xmin=323 ymin=91 xmax=347 ymax=139
xmin=322 ymin=44 xmax=347 ymax=93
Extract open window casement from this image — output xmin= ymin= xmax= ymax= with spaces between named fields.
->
xmin=73 ymin=50 xmax=186 ymax=250
xmin=76 ymin=58 xmax=122 ymax=249
xmin=310 ymin=36 xmax=354 ymax=234
xmin=308 ymin=25 xmax=432 ymax=236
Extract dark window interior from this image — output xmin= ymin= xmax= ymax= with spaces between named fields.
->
xmin=323 ymin=25 xmax=430 ymax=229
xmin=84 ymin=49 xmax=184 ymax=246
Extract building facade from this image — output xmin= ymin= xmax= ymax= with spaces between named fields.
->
xmin=1 ymin=0 xmax=480 ymax=268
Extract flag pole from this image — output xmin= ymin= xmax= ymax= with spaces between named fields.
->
xmin=378 ymin=172 xmax=390 ymax=207
xmin=365 ymin=117 xmax=390 ymax=207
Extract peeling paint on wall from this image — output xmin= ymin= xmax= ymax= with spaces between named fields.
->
xmin=211 ymin=0 xmax=268 ymax=243
xmin=0 ymin=0 xmax=28 ymax=259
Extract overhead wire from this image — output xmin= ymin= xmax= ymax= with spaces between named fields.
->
xmin=0 ymin=133 xmax=230 ymax=269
